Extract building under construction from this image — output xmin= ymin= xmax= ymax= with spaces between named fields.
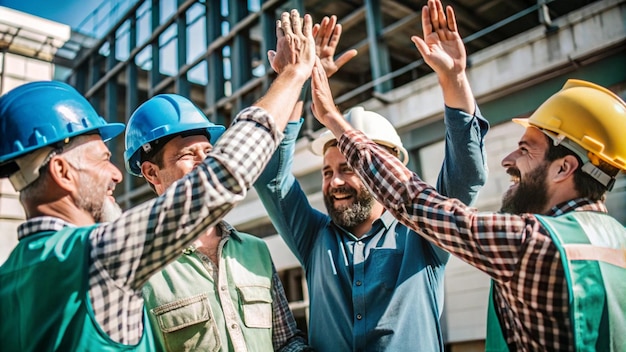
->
xmin=1 ymin=0 xmax=625 ymax=349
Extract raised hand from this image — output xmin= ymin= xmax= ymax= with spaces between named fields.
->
xmin=269 ymin=10 xmax=316 ymax=79
xmin=310 ymin=57 xmax=344 ymax=130
xmin=313 ymin=15 xmax=358 ymax=78
xmin=411 ymin=0 xmax=466 ymax=77
xmin=410 ymin=0 xmax=474 ymax=113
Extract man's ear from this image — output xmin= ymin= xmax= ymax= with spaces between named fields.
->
xmin=553 ymin=155 xmax=580 ymax=183
xmin=141 ymin=161 xmax=161 ymax=186
xmin=47 ymin=155 xmax=77 ymax=193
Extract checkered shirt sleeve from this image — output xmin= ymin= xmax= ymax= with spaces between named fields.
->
xmin=270 ymin=263 xmax=311 ymax=351
xmin=88 ymin=106 xmax=284 ymax=344
xmin=336 ymin=130 xmax=596 ymax=350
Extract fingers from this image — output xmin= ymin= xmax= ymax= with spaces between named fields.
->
xmin=303 ymin=13 xmax=313 ymax=37
xmin=435 ymin=0 xmax=446 ymax=31
xmin=429 ymin=0 xmax=439 ymax=31
xmin=276 ymin=19 xmax=284 ymax=40
xmin=315 ymin=16 xmax=329 ymax=44
xmin=421 ymin=5 xmax=432 ymax=38
xmin=327 ymin=22 xmax=342 ymax=50
xmin=291 ymin=9 xmax=302 ymax=36
xmin=312 ymin=23 xmax=320 ymax=38
xmin=281 ymin=12 xmax=294 ymax=36
xmin=446 ymin=5 xmax=457 ymax=33
xmin=322 ymin=15 xmax=337 ymax=47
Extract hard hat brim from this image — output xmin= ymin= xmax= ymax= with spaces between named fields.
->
xmin=311 ymin=129 xmax=409 ymax=165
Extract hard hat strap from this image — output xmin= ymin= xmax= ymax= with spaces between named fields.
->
xmin=8 ymin=146 xmax=56 ymax=192
xmin=542 ymin=129 xmax=615 ymax=191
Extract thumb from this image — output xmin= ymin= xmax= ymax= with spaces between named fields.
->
xmin=411 ymin=36 xmax=429 ymax=58
xmin=267 ymin=50 xmax=276 ymax=64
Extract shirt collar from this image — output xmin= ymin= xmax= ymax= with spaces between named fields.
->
xmin=17 ymin=216 xmax=75 ymax=241
xmin=378 ymin=210 xmax=397 ymax=229
xmin=332 ymin=210 xmax=396 ymax=240
xmin=182 ymin=220 xmax=239 ymax=255
xmin=546 ymin=198 xmax=607 ymax=217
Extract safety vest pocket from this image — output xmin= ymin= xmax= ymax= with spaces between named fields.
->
xmin=238 ymin=285 xmax=273 ymax=329
xmin=151 ymin=293 xmax=221 ymax=352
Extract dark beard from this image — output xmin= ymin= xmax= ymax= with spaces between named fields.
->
xmin=324 ymin=185 xmax=374 ymax=230
xmin=500 ymin=162 xmax=549 ymax=214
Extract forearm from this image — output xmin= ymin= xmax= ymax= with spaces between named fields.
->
xmin=439 ymin=71 xmax=475 ymax=115
xmin=436 ymin=105 xmax=489 ymax=205
xmin=96 ymin=106 xmax=284 ymax=289
xmin=255 ymin=120 xmax=324 ymax=266
xmin=254 ymin=69 xmax=309 ymax=132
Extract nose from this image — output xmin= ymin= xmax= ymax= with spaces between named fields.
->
xmin=197 ymin=149 xmax=209 ymax=160
xmin=193 ymin=150 xmax=208 ymax=168
xmin=501 ymin=149 xmax=518 ymax=169
xmin=110 ymin=163 xmax=123 ymax=183
xmin=330 ymin=175 xmax=345 ymax=188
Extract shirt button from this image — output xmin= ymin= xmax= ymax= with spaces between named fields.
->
xmin=231 ymin=323 xmax=238 ymax=330
xmin=356 ymin=314 xmax=362 ymax=320
xmin=220 ymin=286 xmax=227 ymax=291
xmin=356 ymin=280 xmax=362 ymax=286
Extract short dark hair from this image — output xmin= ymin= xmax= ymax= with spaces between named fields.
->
xmin=543 ymin=134 xmax=616 ymax=201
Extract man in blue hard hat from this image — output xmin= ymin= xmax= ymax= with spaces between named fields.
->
xmin=0 ymin=9 xmax=315 ymax=351
xmin=124 ymin=94 xmax=311 ymax=352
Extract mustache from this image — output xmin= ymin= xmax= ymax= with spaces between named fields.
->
xmin=506 ymin=167 xmax=521 ymax=178
xmin=328 ymin=186 xmax=356 ymax=196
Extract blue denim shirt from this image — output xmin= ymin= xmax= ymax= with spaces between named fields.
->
xmin=255 ymin=107 xmax=488 ymax=351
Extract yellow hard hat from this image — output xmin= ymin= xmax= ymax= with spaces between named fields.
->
xmin=513 ymin=79 xmax=626 ymax=189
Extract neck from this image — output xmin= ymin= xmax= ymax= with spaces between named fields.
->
xmin=193 ymin=226 xmax=222 ymax=264
xmin=27 ymin=197 xmax=95 ymax=226
xmin=541 ymin=181 xmax=581 ymax=214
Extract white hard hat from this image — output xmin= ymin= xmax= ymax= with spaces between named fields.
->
xmin=311 ymin=107 xmax=409 ymax=165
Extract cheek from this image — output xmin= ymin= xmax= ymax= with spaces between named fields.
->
xmin=346 ymin=175 xmax=364 ymax=188
xmin=176 ymin=161 xmax=197 ymax=176
xmin=322 ymin=180 xmax=331 ymax=194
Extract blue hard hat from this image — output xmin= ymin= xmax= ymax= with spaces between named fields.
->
xmin=0 ymin=81 xmax=124 ymax=175
xmin=124 ymin=94 xmax=225 ymax=177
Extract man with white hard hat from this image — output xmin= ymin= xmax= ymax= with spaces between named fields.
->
xmin=254 ymin=2 xmax=489 ymax=350
xmin=311 ymin=9 xmax=626 ymax=352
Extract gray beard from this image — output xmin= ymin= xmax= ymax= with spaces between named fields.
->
xmin=99 ymin=198 xmax=123 ymax=223
xmin=325 ymin=185 xmax=374 ymax=230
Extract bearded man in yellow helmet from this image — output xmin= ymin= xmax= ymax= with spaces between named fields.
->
xmin=311 ymin=44 xmax=626 ymax=352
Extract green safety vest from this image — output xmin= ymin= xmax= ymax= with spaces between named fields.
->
xmin=0 ymin=226 xmax=155 ymax=352
xmin=143 ymin=231 xmax=274 ymax=352
xmin=485 ymin=211 xmax=626 ymax=351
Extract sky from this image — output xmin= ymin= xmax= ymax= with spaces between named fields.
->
xmin=0 ymin=0 xmax=105 ymax=30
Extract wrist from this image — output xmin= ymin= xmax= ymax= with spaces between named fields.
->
xmin=278 ymin=66 xmax=310 ymax=86
xmin=299 ymin=79 xmax=311 ymax=102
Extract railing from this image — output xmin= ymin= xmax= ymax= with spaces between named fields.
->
xmin=75 ymin=0 xmax=138 ymax=38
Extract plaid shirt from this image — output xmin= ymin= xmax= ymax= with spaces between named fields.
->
xmin=338 ymin=129 xmax=611 ymax=351
xmin=16 ymin=107 xmax=284 ymax=345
